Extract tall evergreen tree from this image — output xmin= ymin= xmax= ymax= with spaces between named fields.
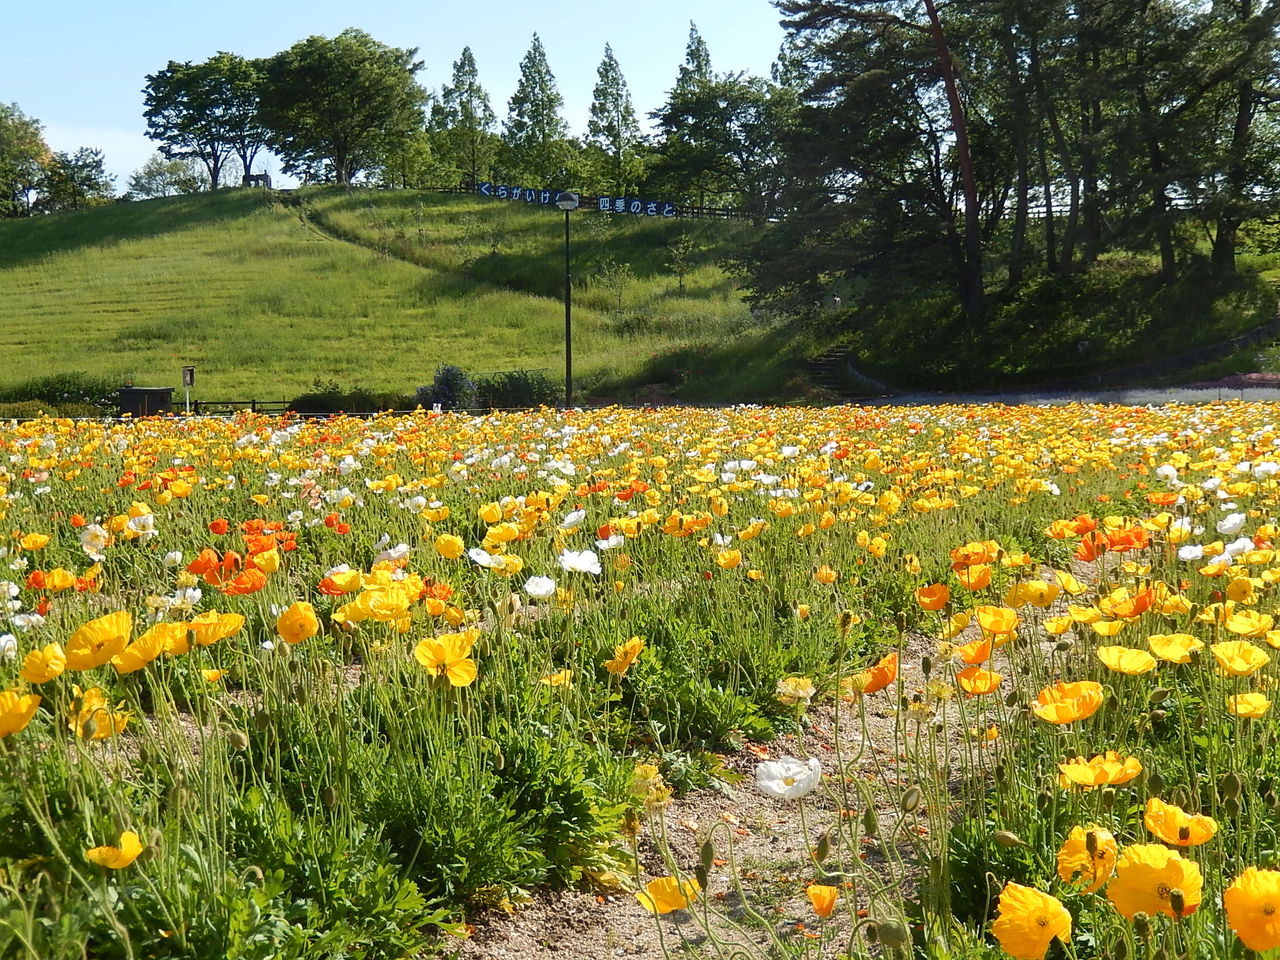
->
xmin=436 ymin=46 xmax=498 ymax=186
xmin=587 ymin=44 xmax=641 ymax=195
xmin=502 ymin=34 xmax=570 ymax=183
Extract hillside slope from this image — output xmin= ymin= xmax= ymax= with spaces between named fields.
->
xmin=0 ymin=188 xmax=790 ymax=401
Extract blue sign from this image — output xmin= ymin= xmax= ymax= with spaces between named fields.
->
xmin=477 ymin=183 xmax=677 ymax=218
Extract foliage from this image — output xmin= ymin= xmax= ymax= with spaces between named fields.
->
xmin=143 ymin=53 xmax=268 ymax=189
xmin=501 ymin=35 xmax=571 ymax=185
xmin=429 ymin=46 xmax=500 ymax=187
xmin=286 ymin=379 xmax=412 ymax=413
xmin=0 ymin=103 xmax=51 ymax=218
xmin=416 ymin=364 xmax=477 ymax=411
xmin=0 ymin=373 xmax=119 ymax=410
xmin=35 ymin=148 xmax=114 ymax=213
xmin=473 ymin=368 xmax=559 ymax=409
xmin=259 ymin=29 xmax=427 ymax=184
xmin=586 ymin=45 xmax=643 ymax=196
xmin=126 ymin=152 xmax=208 ymax=200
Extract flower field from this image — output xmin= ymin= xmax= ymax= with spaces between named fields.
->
xmin=3 ymin=403 xmax=1280 ymax=959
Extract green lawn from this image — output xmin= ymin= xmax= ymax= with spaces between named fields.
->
xmin=0 ymin=187 xmax=792 ymax=402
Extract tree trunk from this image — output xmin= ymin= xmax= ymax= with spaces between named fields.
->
xmin=923 ymin=0 xmax=984 ymax=322
xmin=998 ymin=16 xmax=1030 ymax=286
xmin=1214 ymin=0 xmax=1256 ymax=277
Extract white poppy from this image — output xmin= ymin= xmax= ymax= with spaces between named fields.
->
xmin=558 ymin=549 xmax=602 ymax=575
xmin=524 ymin=576 xmax=556 ymax=598
xmin=756 ymin=757 xmax=821 ymax=800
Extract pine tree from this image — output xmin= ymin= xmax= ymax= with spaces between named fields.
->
xmin=502 ymin=34 xmax=569 ymax=184
xmin=587 ymin=44 xmax=641 ymax=195
xmin=437 ymin=47 xmax=498 ymax=186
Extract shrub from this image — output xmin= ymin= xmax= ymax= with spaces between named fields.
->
xmin=0 ymin=373 xmax=118 ymax=411
xmin=415 ymin=365 xmax=477 ymax=411
xmin=474 ymin=369 xmax=559 ymax=409
xmin=286 ymin=379 xmax=412 ymax=414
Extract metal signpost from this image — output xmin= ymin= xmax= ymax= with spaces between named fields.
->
xmin=554 ymin=193 xmax=580 ymax=408
xmin=182 ymin=366 xmax=195 ymax=414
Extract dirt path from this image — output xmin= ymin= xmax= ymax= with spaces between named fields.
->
xmin=450 ymin=635 xmax=947 ymax=960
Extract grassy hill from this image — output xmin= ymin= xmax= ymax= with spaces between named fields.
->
xmin=0 ymin=187 xmax=800 ymax=403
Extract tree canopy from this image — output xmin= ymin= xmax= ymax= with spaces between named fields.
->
xmin=259 ymin=28 xmax=427 ymax=184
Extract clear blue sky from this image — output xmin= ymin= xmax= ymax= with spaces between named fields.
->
xmin=3 ymin=0 xmax=786 ymax=187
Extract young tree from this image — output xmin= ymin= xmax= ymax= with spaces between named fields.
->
xmin=434 ymin=46 xmax=499 ymax=186
xmin=37 ymin=148 xmax=114 ymax=212
xmin=260 ymin=28 xmax=427 ymax=184
xmin=126 ymin=152 xmax=208 ymax=199
xmin=143 ymin=53 xmax=267 ymax=189
xmin=587 ymin=44 xmax=642 ymax=195
xmin=502 ymin=34 xmax=570 ymax=183
xmin=0 ymin=103 xmax=51 ymax=217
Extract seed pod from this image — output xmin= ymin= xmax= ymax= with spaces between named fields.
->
xmin=921 ymin=656 xmax=933 ymax=677
xmin=994 ymin=830 xmax=1025 ymax=848
xmin=320 ymin=785 xmax=340 ymax=808
xmin=1224 ymin=795 xmax=1241 ymax=817
xmin=877 ymin=919 xmax=910 ymax=949
xmin=901 ymin=786 xmax=923 ymax=814
xmin=694 ymin=864 xmax=708 ymax=890
xmin=226 ymin=729 xmax=250 ymax=751
xmin=862 ymin=806 xmax=879 ymax=837
xmin=1054 ymin=639 xmax=1074 ymax=652
xmin=700 ymin=839 xmax=715 ymax=873
xmin=1149 ymin=709 xmax=1168 ymax=723
xmin=1148 ymin=687 xmax=1172 ymax=704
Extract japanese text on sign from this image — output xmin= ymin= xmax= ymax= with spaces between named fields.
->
xmin=477 ymin=183 xmax=677 ymax=218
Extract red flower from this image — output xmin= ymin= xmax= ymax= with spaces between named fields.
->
xmin=208 ymin=518 xmax=229 ymax=535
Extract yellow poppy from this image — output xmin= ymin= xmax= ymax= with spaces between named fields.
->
xmin=1057 ymin=825 xmax=1118 ymax=893
xmin=86 ymin=830 xmax=143 ymax=869
xmin=990 ymin=882 xmax=1072 ymax=960
xmin=276 ymin=601 xmax=320 ymax=644
xmin=636 ymin=876 xmax=700 ymax=915
xmin=111 ymin=625 xmax=170 ymax=675
xmin=1096 ymin=646 xmax=1157 ymax=675
xmin=19 ymin=643 xmax=65 ymax=684
xmin=189 ymin=611 xmax=245 ymax=647
xmin=1144 ymin=797 xmax=1218 ymax=847
xmin=1147 ymin=633 xmax=1203 ymax=663
xmin=69 ymin=687 xmax=128 ymax=739
xmin=1212 ymin=640 xmax=1270 ymax=677
xmin=1228 ymin=692 xmax=1272 ymax=718
xmin=1031 ymin=681 xmax=1104 ymax=724
xmin=1225 ymin=867 xmax=1280 ymax=952
xmin=414 ymin=631 xmax=478 ymax=687
xmin=806 ymin=883 xmax=838 ymax=918
xmin=1057 ymin=751 xmax=1143 ymax=789
xmin=1106 ymin=844 xmax=1202 ymax=919
xmin=956 ymin=666 xmax=1003 ymax=696
xmin=0 ymin=689 xmax=41 ymax=737
xmin=66 ymin=611 xmax=132 ymax=671
xmin=604 ymin=636 xmax=645 ymax=676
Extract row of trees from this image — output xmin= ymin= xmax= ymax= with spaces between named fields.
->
xmin=0 ymin=104 xmax=115 ymax=216
xmin=136 ymin=25 xmax=798 ymax=216
xmin=742 ymin=0 xmax=1280 ymax=323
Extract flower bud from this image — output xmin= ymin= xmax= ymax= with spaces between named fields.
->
xmin=1148 ymin=709 xmax=1168 ymax=723
xmin=1148 ymin=687 xmax=1171 ymax=704
xmin=862 ymin=806 xmax=879 ymax=837
xmin=1134 ymin=912 xmax=1153 ymax=940
xmin=700 ymin=839 xmax=715 ymax=873
xmin=1086 ymin=830 xmax=1099 ymax=856
xmin=1224 ymin=795 xmax=1240 ymax=817
xmin=1100 ymin=787 xmax=1117 ymax=811
xmin=1054 ymin=639 xmax=1074 ymax=652
xmin=901 ymin=786 xmax=923 ymax=814
xmin=1169 ymin=888 xmax=1186 ymax=917
xmin=993 ymin=830 xmax=1024 ymax=848
xmin=1147 ymin=771 xmax=1164 ymax=796
xmin=876 ymin=919 xmax=910 ymax=948
xmin=320 ymin=785 xmax=340 ymax=808
xmin=813 ymin=831 xmax=833 ymax=863
xmin=226 ymin=729 xmax=250 ymax=751
xmin=1220 ymin=772 xmax=1242 ymax=800
xmin=921 ymin=655 xmax=932 ymax=677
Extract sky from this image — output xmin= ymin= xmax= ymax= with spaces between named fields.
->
xmin=4 ymin=0 xmax=787 ymax=188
